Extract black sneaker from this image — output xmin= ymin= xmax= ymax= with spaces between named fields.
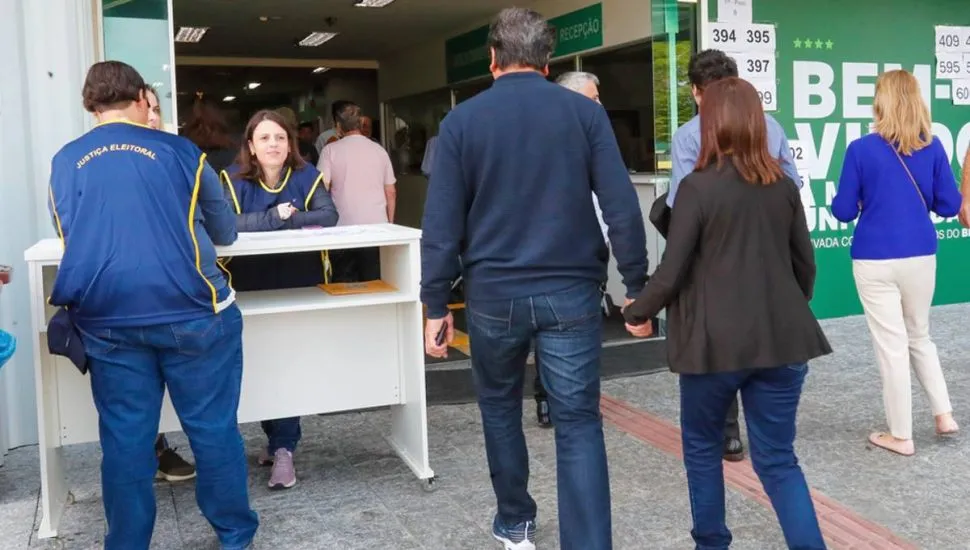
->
xmin=723 ymin=436 xmax=745 ymax=462
xmin=536 ymin=398 xmax=552 ymax=428
xmin=156 ymin=448 xmax=197 ymax=482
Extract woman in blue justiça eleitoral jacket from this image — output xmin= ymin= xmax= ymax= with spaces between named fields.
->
xmin=222 ymin=109 xmax=338 ymax=489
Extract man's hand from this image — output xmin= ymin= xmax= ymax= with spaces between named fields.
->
xmin=625 ymin=321 xmax=653 ymax=338
xmin=424 ymin=312 xmax=455 ymax=358
xmin=959 ymin=198 xmax=970 ymax=228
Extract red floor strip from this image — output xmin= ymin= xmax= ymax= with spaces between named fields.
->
xmin=600 ymin=395 xmax=918 ymax=550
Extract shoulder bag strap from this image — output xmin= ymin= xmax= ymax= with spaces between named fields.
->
xmin=890 ymin=143 xmax=928 ymax=211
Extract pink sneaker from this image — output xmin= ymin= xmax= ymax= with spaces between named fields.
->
xmin=268 ymin=449 xmax=296 ymax=490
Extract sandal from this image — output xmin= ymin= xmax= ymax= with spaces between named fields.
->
xmin=867 ymin=432 xmax=915 ymax=456
xmin=935 ymin=414 xmax=959 ymax=437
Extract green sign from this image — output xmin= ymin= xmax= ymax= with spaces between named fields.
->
xmin=445 ymin=3 xmax=604 ymax=84
xmin=708 ymin=0 xmax=970 ymax=318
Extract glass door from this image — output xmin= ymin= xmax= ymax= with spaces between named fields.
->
xmin=101 ymin=0 xmax=178 ymax=131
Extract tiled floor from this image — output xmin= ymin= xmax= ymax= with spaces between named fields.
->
xmin=3 ymin=304 xmax=970 ymax=549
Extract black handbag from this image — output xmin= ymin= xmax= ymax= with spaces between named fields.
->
xmin=649 ymin=191 xmax=672 ymax=239
xmin=47 ymin=308 xmax=88 ymax=375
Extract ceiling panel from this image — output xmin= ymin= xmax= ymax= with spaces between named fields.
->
xmin=173 ymin=0 xmax=511 ymax=60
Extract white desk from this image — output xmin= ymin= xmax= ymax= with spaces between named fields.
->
xmin=24 ymin=224 xmax=434 ymax=539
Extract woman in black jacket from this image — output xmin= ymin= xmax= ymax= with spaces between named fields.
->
xmin=624 ymin=77 xmax=831 ymax=550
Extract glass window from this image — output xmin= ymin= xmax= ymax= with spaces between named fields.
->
xmin=652 ymin=1 xmax=699 ymax=173
xmin=581 ymin=43 xmax=654 ymax=173
xmin=102 ymin=0 xmax=176 ymax=131
xmin=385 ymin=88 xmax=452 ymax=176
xmin=453 ymin=77 xmax=491 ymax=104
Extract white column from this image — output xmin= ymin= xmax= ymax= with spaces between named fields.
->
xmin=0 ymin=0 xmax=97 ymax=447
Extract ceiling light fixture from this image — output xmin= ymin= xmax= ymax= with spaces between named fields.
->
xmin=298 ymin=31 xmax=338 ymax=47
xmin=312 ymin=67 xmax=330 ymax=74
xmin=223 ymin=96 xmax=236 ymax=102
xmin=245 ymin=82 xmax=261 ymax=90
xmin=174 ymin=26 xmax=209 ymax=43
xmin=354 ymin=0 xmax=396 ymax=7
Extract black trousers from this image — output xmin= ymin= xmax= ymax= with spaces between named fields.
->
xmin=725 ymin=394 xmax=740 ymax=439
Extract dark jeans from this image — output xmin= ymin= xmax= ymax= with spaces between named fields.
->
xmin=679 ymin=364 xmax=825 ymax=550
xmin=80 ymin=304 xmax=258 ymax=550
xmin=261 ymin=418 xmax=301 ymax=453
xmin=467 ymin=282 xmax=611 ymax=550
xmin=331 ymin=247 xmax=381 ymax=283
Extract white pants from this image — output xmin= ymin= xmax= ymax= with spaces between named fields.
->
xmin=853 ymin=255 xmax=952 ymax=440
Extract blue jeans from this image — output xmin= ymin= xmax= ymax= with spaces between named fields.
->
xmin=80 ymin=304 xmax=258 ymax=550
xmin=261 ymin=417 xmax=301 ymax=453
xmin=466 ymin=282 xmax=611 ymax=550
xmin=679 ymin=364 xmax=825 ymax=550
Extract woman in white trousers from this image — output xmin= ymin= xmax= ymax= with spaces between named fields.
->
xmin=832 ymin=70 xmax=960 ymax=456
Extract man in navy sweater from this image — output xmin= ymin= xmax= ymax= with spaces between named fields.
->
xmin=421 ymin=8 xmax=648 ymax=550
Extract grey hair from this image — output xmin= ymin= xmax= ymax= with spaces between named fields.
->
xmin=555 ymin=71 xmax=600 ymax=93
xmin=487 ymin=7 xmax=557 ymax=71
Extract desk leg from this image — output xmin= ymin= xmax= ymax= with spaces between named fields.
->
xmin=37 ymin=444 xmax=69 ymax=539
xmin=387 ymin=302 xmax=434 ymax=482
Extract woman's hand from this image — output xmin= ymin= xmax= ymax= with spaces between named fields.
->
xmin=625 ymin=321 xmax=653 ymax=338
xmin=276 ymin=203 xmax=297 ymax=221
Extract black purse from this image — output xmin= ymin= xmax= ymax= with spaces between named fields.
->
xmin=649 ymin=191 xmax=672 ymax=239
xmin=47 ymin=307 xmax=88 ymax=374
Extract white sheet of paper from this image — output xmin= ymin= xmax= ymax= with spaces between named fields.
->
xmin=788 ymin=140 xmax=812 ymax=171
xmin=733 ymin=52 xmax=777 ymax=81
xmin=935 ymin=25 xmax=970 ymax=54
xmin=717 ymin=0 xmax=752 ymax=23
xmin=953 ymin=79 xmax=970 ymax=106
xmin=709 ymin=22 xmax=776 ymax=53
xmin=936 ymin=53 xmax=965 ymax=80
xmin=798 ymin=171 xmax=813 ymax=199
xmin=748 ymin=78 xmax=778 ymax=112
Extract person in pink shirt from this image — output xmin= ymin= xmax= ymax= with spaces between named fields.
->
xmin=318 ymin=102 xmax=396 ymax=281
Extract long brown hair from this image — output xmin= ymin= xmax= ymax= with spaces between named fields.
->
xmin=234 ymin=110 xmax=305 ymax=183
xmin=696 ymin=77 xmax=783 ymax=185
xmin=182 ymin=98 xmax=233 ymax=150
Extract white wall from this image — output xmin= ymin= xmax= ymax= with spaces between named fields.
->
xmin=0 ymin=0 xmax=97 ymax=447
xmin=378 ymin=0 xmax=654 ymax=101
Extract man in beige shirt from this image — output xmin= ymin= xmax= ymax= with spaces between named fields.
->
xmin=318 ymin=102 xmax=396 ymax=281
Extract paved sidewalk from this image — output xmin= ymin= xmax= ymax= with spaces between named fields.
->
xmin=1 ymin=304 xmax=969 ymax=549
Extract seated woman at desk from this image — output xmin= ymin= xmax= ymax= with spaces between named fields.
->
xmin=222 ymin=110 xmax=338 ymax=489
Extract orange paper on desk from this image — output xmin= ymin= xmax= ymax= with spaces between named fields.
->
xmin=318 ymin=280 xmax=397 ymax=295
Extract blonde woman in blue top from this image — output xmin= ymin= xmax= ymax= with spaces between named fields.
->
xmin=833 ymin=69 xmax=960 ymax=457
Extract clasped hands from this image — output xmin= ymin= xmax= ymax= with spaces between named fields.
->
xmin=622 ymin=297 xmax=653 ymax=338
xmin=276 ymin=202 xmax=298 ymax=221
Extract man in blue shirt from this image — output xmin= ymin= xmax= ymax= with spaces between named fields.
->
xmin=48 ymin=61 xmax=257 ymax=549
xmin=668 ymin=50 xmax=802 ymax=462
xmin=421 ymin=8 xmax=648 ymax=550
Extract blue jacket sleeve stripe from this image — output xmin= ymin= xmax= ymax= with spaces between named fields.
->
xmin=188 ymin=153 xmax=220 ymax=313
xmin=221 ymin=169 xmax=242 ymax=214
xmin=305 ymin=173 xmax=323 ymax=211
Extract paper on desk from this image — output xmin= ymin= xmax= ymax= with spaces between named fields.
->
xmin=237 ymin=226 xmax=378 ymax=240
